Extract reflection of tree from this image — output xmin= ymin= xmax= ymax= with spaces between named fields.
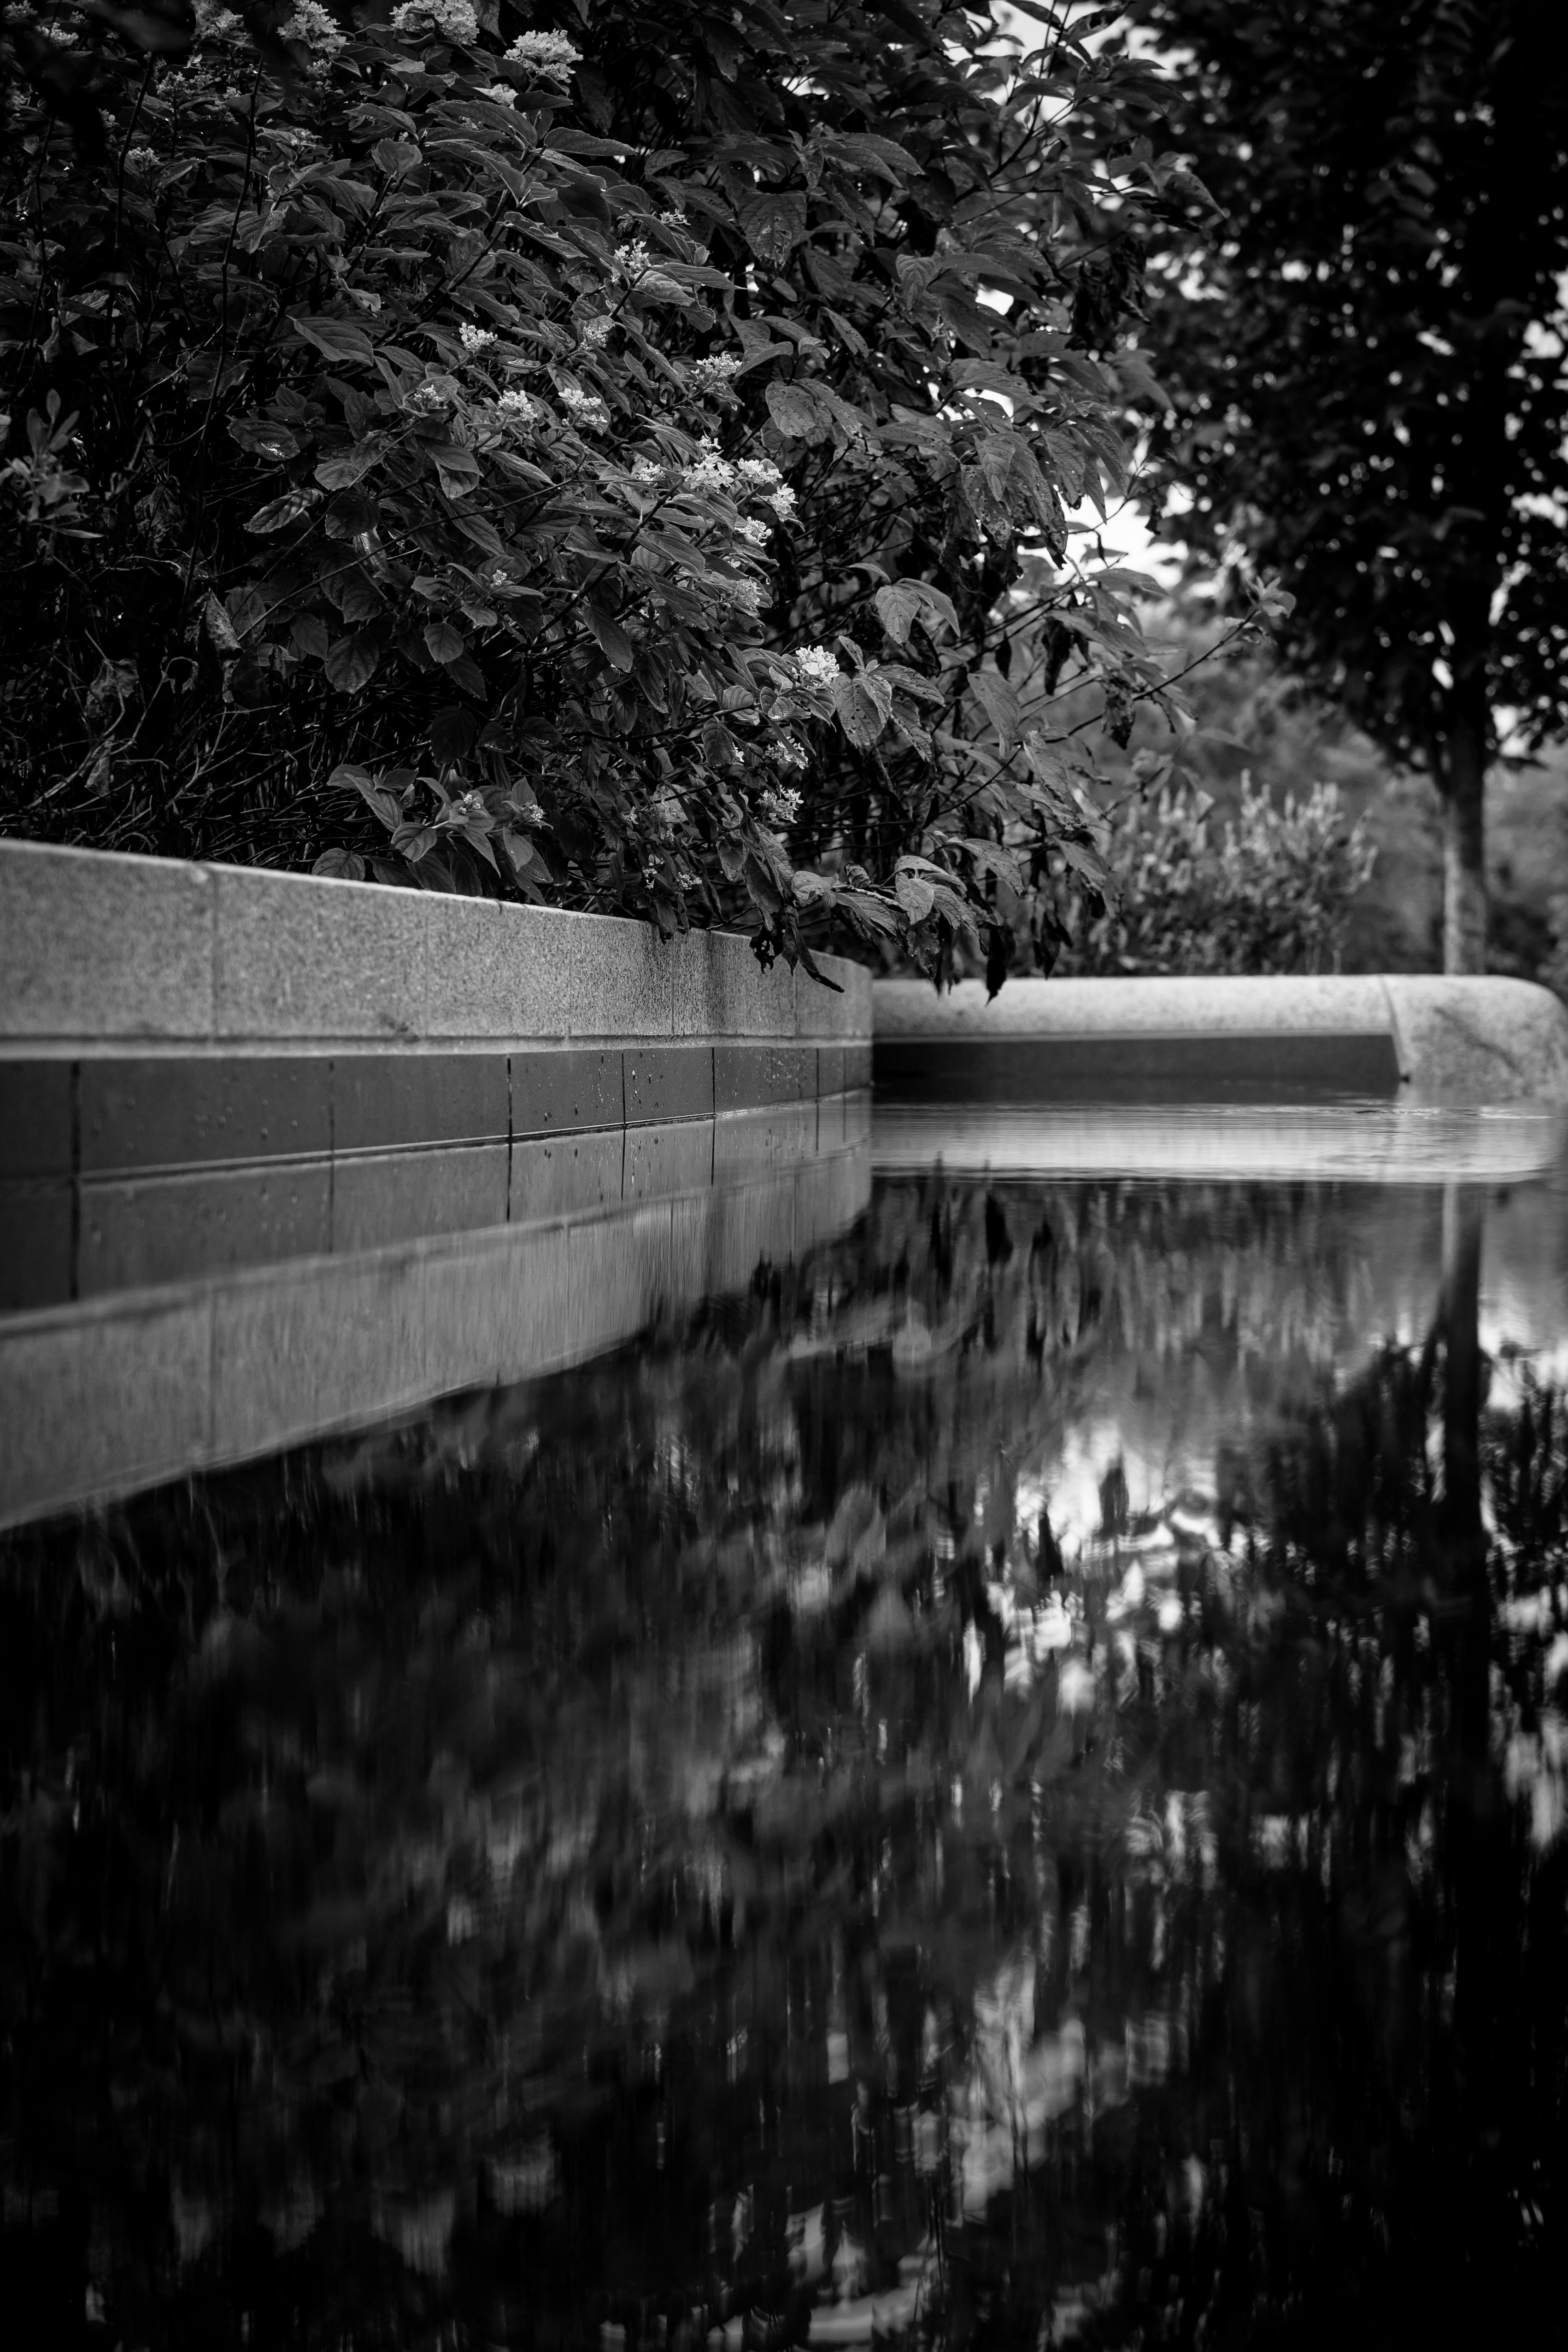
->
xmin=0 ymin=1178 xmax=1563 ymax=2346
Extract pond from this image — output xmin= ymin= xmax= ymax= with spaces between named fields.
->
xmin=2 ymin=1107 xmax=1567 ymax=2349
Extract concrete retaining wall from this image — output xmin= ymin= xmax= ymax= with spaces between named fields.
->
xmin=0 ymin=838 xmax=869 ymax=1046
xmin=875 ymin=974 xmax=1568 ymax=1103
xmin=0 ymin=837 xmax=876 ymax=1525
xmin=0 ymin=841 xmax=872 ymax=1316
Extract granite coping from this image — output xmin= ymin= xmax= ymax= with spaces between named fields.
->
xmin=0 ymin=838 xmax=871 ymax=1047
xmin=874 ymin=975 xmax=1568 ymax=1102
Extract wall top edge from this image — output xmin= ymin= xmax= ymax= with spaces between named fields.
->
xmin=0 ymin=1036 xmax=872 ymax=1061
xmin=0 ymin=836 xmax=870 ymax=1047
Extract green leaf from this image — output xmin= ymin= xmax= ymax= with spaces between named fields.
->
xmin=765 ymin=380 xmax=825 ymax=441
xmin=832 ymin=674 xmax=890 ymax=750
xmin=202 ymin=592 xmax=241 ymax=656
xmin=290 ymin=316 xmax=379 ymax=368
xmin=874 ymin=582 xmax=959 ymax=648
xmin=225 ymin=654 xmax=276 ymax=710
xmin=428 ymin=705 xmax=479 ymax=766
xmin=315 ymin=441 xmax=386 ymax=490
xmin=424 ymin=620 xmax=467 ymax=665
xmin=825 ymin=306 xmax=869 ymax=358
xmin=970 ymin=669 xmax=1021 ymax=745
xmin=244 ymin=488 xmax=320 ymax=536
xmin=312 ymin=847 xmax=367 ymax=881
xmin=324 ymin=491 xmax=378 ymax=541
xmin=740 ymin=191 xmax=808 ymax=267
xmin=229 ymin=418 xmax=300 ymax=462
xmin=324 ymin=632 xmax=382 ymax=694
xmin=895 ymin=868 xmax=935 ymax=920
xmin=290 ymin=612 xmax=330 ymax=660
xmin=587 ymin=603 xmax=634 ymax=671
xmin=372 ymin=138 xmax=422 ymax=179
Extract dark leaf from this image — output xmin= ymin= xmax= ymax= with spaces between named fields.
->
xmin=765 ymin=380 xmax=825 ymax=441
xmin=311 ymin=847 xmax=367 ymax=881
xmin=315 ymin=442 xmax=387 ymax=491
xmin=229 ymin=418 xmax=301 ymax=462
xmin=324 ymin=631 xmax=382 ymax=694
xmin=290 ymin=316 xmax=379 ymax=368
xmin=833 ymin=675 xmax=890 ymax=749
xmin=424 ymin=620 xmax=468 ymax=665
xmin=428 ymin=705 xmax=479 ymax=766
xmin=244 ymin=488 xmax=320 ymax=536
xmin=587 ymin=604 xmax=634 ymax=671
xmin=740 ymin=191 xmax=808 ymax=268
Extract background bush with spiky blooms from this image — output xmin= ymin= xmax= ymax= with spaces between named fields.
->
xmin=0 ymin=0 xmax=1228 ymax=977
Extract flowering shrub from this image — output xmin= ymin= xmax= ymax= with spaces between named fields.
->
xmin=1053 ymin=775 xmax=1377 ymax=976
xmin=0 ymin=0 xmax=1210 ymax=974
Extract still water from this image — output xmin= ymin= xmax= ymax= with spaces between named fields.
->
xmin=3 ymin=1119 xmax=1567 ymax=2348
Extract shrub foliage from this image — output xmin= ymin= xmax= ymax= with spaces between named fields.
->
xmin=0 ymin=0 xmax=1222 ymax=974
xmin=1051 ymin=774 xmax=1376 ymax=976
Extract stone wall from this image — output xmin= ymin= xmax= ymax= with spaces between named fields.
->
xmin=0 ymin=840 xmax=871 ymax=1315
xmin=0 ymin=841 xmax=874 ymax=1525
xmin=874 ymin=972 xmax=1568 ymax=1103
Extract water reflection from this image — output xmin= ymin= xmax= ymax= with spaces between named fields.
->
xmin=1 ymin=1161 xmax=1565 ymax=2346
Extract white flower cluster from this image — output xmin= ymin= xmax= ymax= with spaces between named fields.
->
xmin=677 ymin=439 xmax=731 ymax=494
xmin=282 ymin=1 xmax=346 ymax=55
xmin=390 ymin=0 xmax=478 ymax=45
xmin=613 ymin=240 xmax=651 ymax=280
xmin=505 ymin=29 xmax=581 ymax=82
xmin=629 ymin=455 xmax=662 ymax=485
xmin=193 ymin=0 xmax=245 ymax=35
xmin=672 ymin=441 xmax=797 ymax=522
xmin=559 ymin=384 xmax=610 ymax=431
xmin=658 ymin=208 xmax=688 ymax=229
xmin=714 ymin=574 xmax=764 ymax=619
xmin=738 ymin=454 xmax=796 ymax=520
xmin=774 ymin=735 xmax=808 ymax=770
xmin=734 ymin=514 xmax=770 ymax=546
xmin=760 ymin=784 xmax=802 ymax=827
xmin=577 ymin=314 xmax=612 ymax=350
xmin=478 ymin=81 xmax=516 ymax=106
xmin=496 ymin=388 xmax=539 ymax=429
xmin=406 ymin=382 xmax=455 ymax=417
xmin=691 ymin=353 xmax=743 ymax=394
xmin=791 ymin=646 xmax=841 ymax=690
xmin=126 ymin=146 xmax=161 ymax=177
xmin=458 ymin=322 xmax=497 ymax=355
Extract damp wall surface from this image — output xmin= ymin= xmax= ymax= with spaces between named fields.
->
xmin=0 ymin=840 xmax=874 ymax=1525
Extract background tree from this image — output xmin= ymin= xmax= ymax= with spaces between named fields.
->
xmin=1123 ymin=0 xmax=1568 ymax=971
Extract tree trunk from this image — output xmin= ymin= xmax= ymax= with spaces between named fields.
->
xmin=1440 ymin=706 xmax=1487 ymax=975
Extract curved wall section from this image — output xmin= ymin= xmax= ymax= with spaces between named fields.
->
xmin=874 ymin=973 xmax=1568 ymax=1104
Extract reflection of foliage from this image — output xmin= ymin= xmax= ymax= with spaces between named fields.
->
xmin=1 ymin=1179 xmax=1564 ymax=2345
